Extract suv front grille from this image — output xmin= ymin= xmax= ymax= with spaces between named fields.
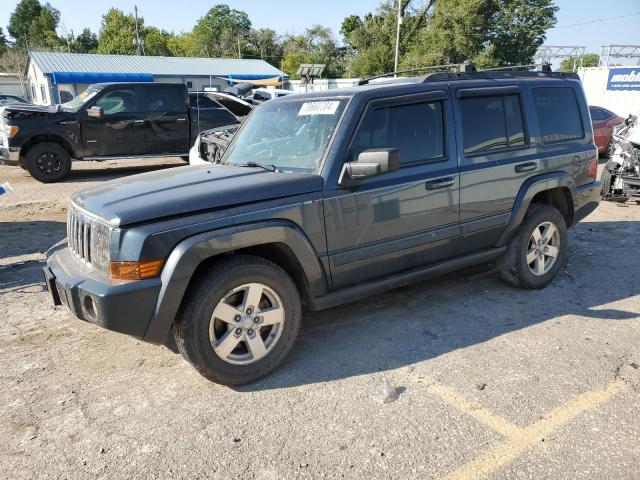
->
xmin=67 ymin=205 xmax=110 ymax=274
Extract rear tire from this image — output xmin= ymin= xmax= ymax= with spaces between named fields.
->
xmin=25 ymin=142 xmax=72 ymax=183
xmin=497 ymin=204 xmax=567 ymax=289
xmin=173 ymin=255 xmax=301 ymax=385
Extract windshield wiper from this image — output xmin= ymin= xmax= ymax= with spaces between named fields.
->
xmin=235 ymin=161 xmax=278 ymax=172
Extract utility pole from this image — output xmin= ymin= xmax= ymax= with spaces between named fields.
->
xmin=394 ymin=0 xmax=403 ymax=75
xmin=237 ymin=36 xmax=241 ymax=59
xmin=134 ymin=5 xmax=144 ymax=56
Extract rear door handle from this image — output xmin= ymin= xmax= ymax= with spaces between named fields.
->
xmin=177 ymin=118 xmax=187 ymax=123
xmin=425 ymin=177 xmax=455 ymax=190
xmin=515 ymin=162 xmax=537 ymax=173
xmin=133 ymin=119 xmax=145 ymax=124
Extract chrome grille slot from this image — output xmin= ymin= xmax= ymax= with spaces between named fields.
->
xmin=66 ymin=204 xmax=110 ymax=273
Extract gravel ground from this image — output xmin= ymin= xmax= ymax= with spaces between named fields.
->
xmin=1 ymin=160 xmax=639 ymax=479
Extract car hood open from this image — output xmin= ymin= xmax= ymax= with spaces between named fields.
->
xmin=72 ymin=164 xmax=324 ymax=226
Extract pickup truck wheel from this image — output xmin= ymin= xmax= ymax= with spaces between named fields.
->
xmin=497 ymin=204 xmax=567 ymax=289
xmin=173 ymin=255 xmax=301 ymax=385
xmin=25 ymin=142 xmax=71 ymax=183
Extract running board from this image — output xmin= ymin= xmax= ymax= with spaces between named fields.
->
xmin=309 ymin=247 xmax=506 ymax=311
xmin=80 ymin=154 xmax=189 ymax=162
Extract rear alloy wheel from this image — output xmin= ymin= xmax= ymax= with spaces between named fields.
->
xmin=25 ymin=142 xmax=72 ymax=183
xmin=525 ymin=221 xmax=561 ymax=276
xmin=498 ymin=204 xmax=567 ymax=289
xmin=173 ymin=255 xmax=301 ymax=385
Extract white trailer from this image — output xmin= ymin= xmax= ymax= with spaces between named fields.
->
xmin=578 ymin=66 xmax=640 ymax=118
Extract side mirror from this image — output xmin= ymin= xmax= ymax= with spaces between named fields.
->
xmin=338 ymin=148 xmax=400 ymax=186
xmin=87 ymin=106 xmax=103 ymax=119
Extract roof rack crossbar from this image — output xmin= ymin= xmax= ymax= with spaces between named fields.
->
xmin=357 ymin=64 xmax=460 ymax=85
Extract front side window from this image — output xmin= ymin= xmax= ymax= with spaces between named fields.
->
xmin=95 ymin=88 xmax=139 ymax=115
xmin=223 ymin=98 xmax=347 ymax=173
xmin=351 ymin=101 xmax=445 ymax=165
xmin=534 ymin=87 xmax=584 ymax=143
xmin=460 ymin=94 xmax=526 ymax=154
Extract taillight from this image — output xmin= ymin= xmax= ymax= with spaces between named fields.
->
xmin=587 ymin=158 xmax=598 ymax=180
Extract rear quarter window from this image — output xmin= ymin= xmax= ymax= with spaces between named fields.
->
xmin=533 ymin=87 xmax=584 ymax=143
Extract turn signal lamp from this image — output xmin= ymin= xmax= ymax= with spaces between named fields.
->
xmin=109 ymin=259 xmax=164 ymax=281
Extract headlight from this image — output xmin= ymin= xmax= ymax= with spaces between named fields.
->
xmin=1 ymin=124 xmax=19 ymax=138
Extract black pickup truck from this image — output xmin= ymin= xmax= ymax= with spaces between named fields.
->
xmin=0 ymin=82 xmax=247 ymax=182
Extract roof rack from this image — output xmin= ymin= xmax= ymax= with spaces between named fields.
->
xmin=357 ymin=63 xmax=463 ymax=86
xmin=358 ymin=61 xmax=565 ymax=86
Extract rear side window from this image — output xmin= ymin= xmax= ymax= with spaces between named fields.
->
xmin=533 ymin=87 xmax=584 ymax=143
xmin=351 ymin=101 xmax=445 ymax=165
xmin=145 ymin=85 xmax=186 ymax=112
xmin=460 ymin=94 xmax=526 ymax=154
xmin=589 ymin=107 xmax=609 ymax=122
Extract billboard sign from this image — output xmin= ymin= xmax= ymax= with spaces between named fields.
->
xmin=607 ymin=68 xmax=640 ymax=91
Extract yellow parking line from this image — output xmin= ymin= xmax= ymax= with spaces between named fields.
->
xmin=411 ymin=373 xmax=524 ymax=438
xmin=407 ymin=372 xmax=626 ymax=480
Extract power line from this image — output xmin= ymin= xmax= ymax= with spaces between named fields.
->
xmin=554 ymin=11 xmax=640 ymax=29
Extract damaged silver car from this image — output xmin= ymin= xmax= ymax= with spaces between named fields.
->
xmin=601 ymin=113 xmax=640 ymax=203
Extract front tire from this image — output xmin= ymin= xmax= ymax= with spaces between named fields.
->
xmin=497 ymin=204 xmax=567 ymax=289
xmin=173 ymin=255 xmax=301 ymax=385
xmin=25 ymin=142 xmax=72 ymax=183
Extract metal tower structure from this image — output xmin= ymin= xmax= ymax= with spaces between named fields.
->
xmin=534 ymin=46 xmax=586 ymax=71
xmin=600 ymin=45 xmax=640 ymax=66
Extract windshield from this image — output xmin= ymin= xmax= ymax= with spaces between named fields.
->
xmin=223 ymin=98 xmax=347 ymax=173
xmin=60 ymin=85 xmax=103 ymax=111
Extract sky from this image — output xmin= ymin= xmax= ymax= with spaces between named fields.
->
xmin=1 ymin=0 xmax=639 ymax=67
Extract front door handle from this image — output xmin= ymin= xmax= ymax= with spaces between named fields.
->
xmin=515 ymin=162 xmax=537 ymax=173
xmin=177 ymin=118 xmax=187 ymax=123
xmin=425 ymin=177 xmax=455 ymax=190
xmin=133 ymin=119 xmax=145 ymax=124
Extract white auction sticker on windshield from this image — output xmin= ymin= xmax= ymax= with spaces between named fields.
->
xmin=298 ymin=101 xmax=340 ymax=116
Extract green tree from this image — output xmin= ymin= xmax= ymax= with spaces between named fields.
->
xmin=71 ymin=28 xmax=98 ymax=53
xmin=0 ymin=28 xmax=7 ymax=56
xmin=8 ymin=0 xmax=62 ymax=50
xmin=245 ymin=28 xmax=283 ymax=64
xmin=281 ymin=25 xmax=343 ymax=78
xmin=97 ymin=8 xmax=143 ymax=55
xmin=144 ymin=27 xmax=174 ymax=56
xmin=559 ymin=53 xmax=599 ymax=72
xmin=192 ymin=4 xmax=252 ymax=57
xmin=342 ymin=0 xmax=558 ymax=76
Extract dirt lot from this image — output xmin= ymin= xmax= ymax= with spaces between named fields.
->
xmin=1 ymin=160 xmax=639 ymax=479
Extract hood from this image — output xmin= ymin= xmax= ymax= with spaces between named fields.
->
xmin=2 ymin=103 xmax=62 ymax=119
xmin=72 ymin=164 xmax=324 ymax=226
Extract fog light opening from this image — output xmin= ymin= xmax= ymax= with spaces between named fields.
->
xmin=83 ymin=295 xmax=96 ymax=321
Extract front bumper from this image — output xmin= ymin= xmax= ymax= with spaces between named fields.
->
xmin=44 ymin=239 xmax=162 ymax=339
xmin=573 ymin=180 xmax=602 ymax=225
xmin=0 ymin=146 xmax=20 ymax=165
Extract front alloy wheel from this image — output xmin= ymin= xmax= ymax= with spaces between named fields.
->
xmin=209 ymin=283 xmax=285 ymax=365
xmin=173 ymin=255 xmax=301 ymax=385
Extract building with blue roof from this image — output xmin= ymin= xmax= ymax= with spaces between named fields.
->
xmin=25 ymin=51 xmax=287 ymax=105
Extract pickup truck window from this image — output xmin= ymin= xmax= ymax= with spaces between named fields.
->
xmin=224 ymin=98 xmax=347 ymax=173
xmin=351 ymin=101 xmax=445 ymax=165
xmin=95 ymin=88 xmax=139 ymax=115
xmin=146 ymin=85 xmax=185 ymax=112
xmin=60 ymin=85 xmax=103 ymax=112
xmin=461 ymin=94 xmax=526 ymax=154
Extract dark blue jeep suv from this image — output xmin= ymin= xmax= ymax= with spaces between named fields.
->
xmin=43 ymin=64 xmax=601 ymax=384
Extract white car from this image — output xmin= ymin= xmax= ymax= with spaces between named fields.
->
xmin=189 ymin=125 xmax=239 ymax=166
xmin=248 ymin=88 xmax=294 ymax=103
